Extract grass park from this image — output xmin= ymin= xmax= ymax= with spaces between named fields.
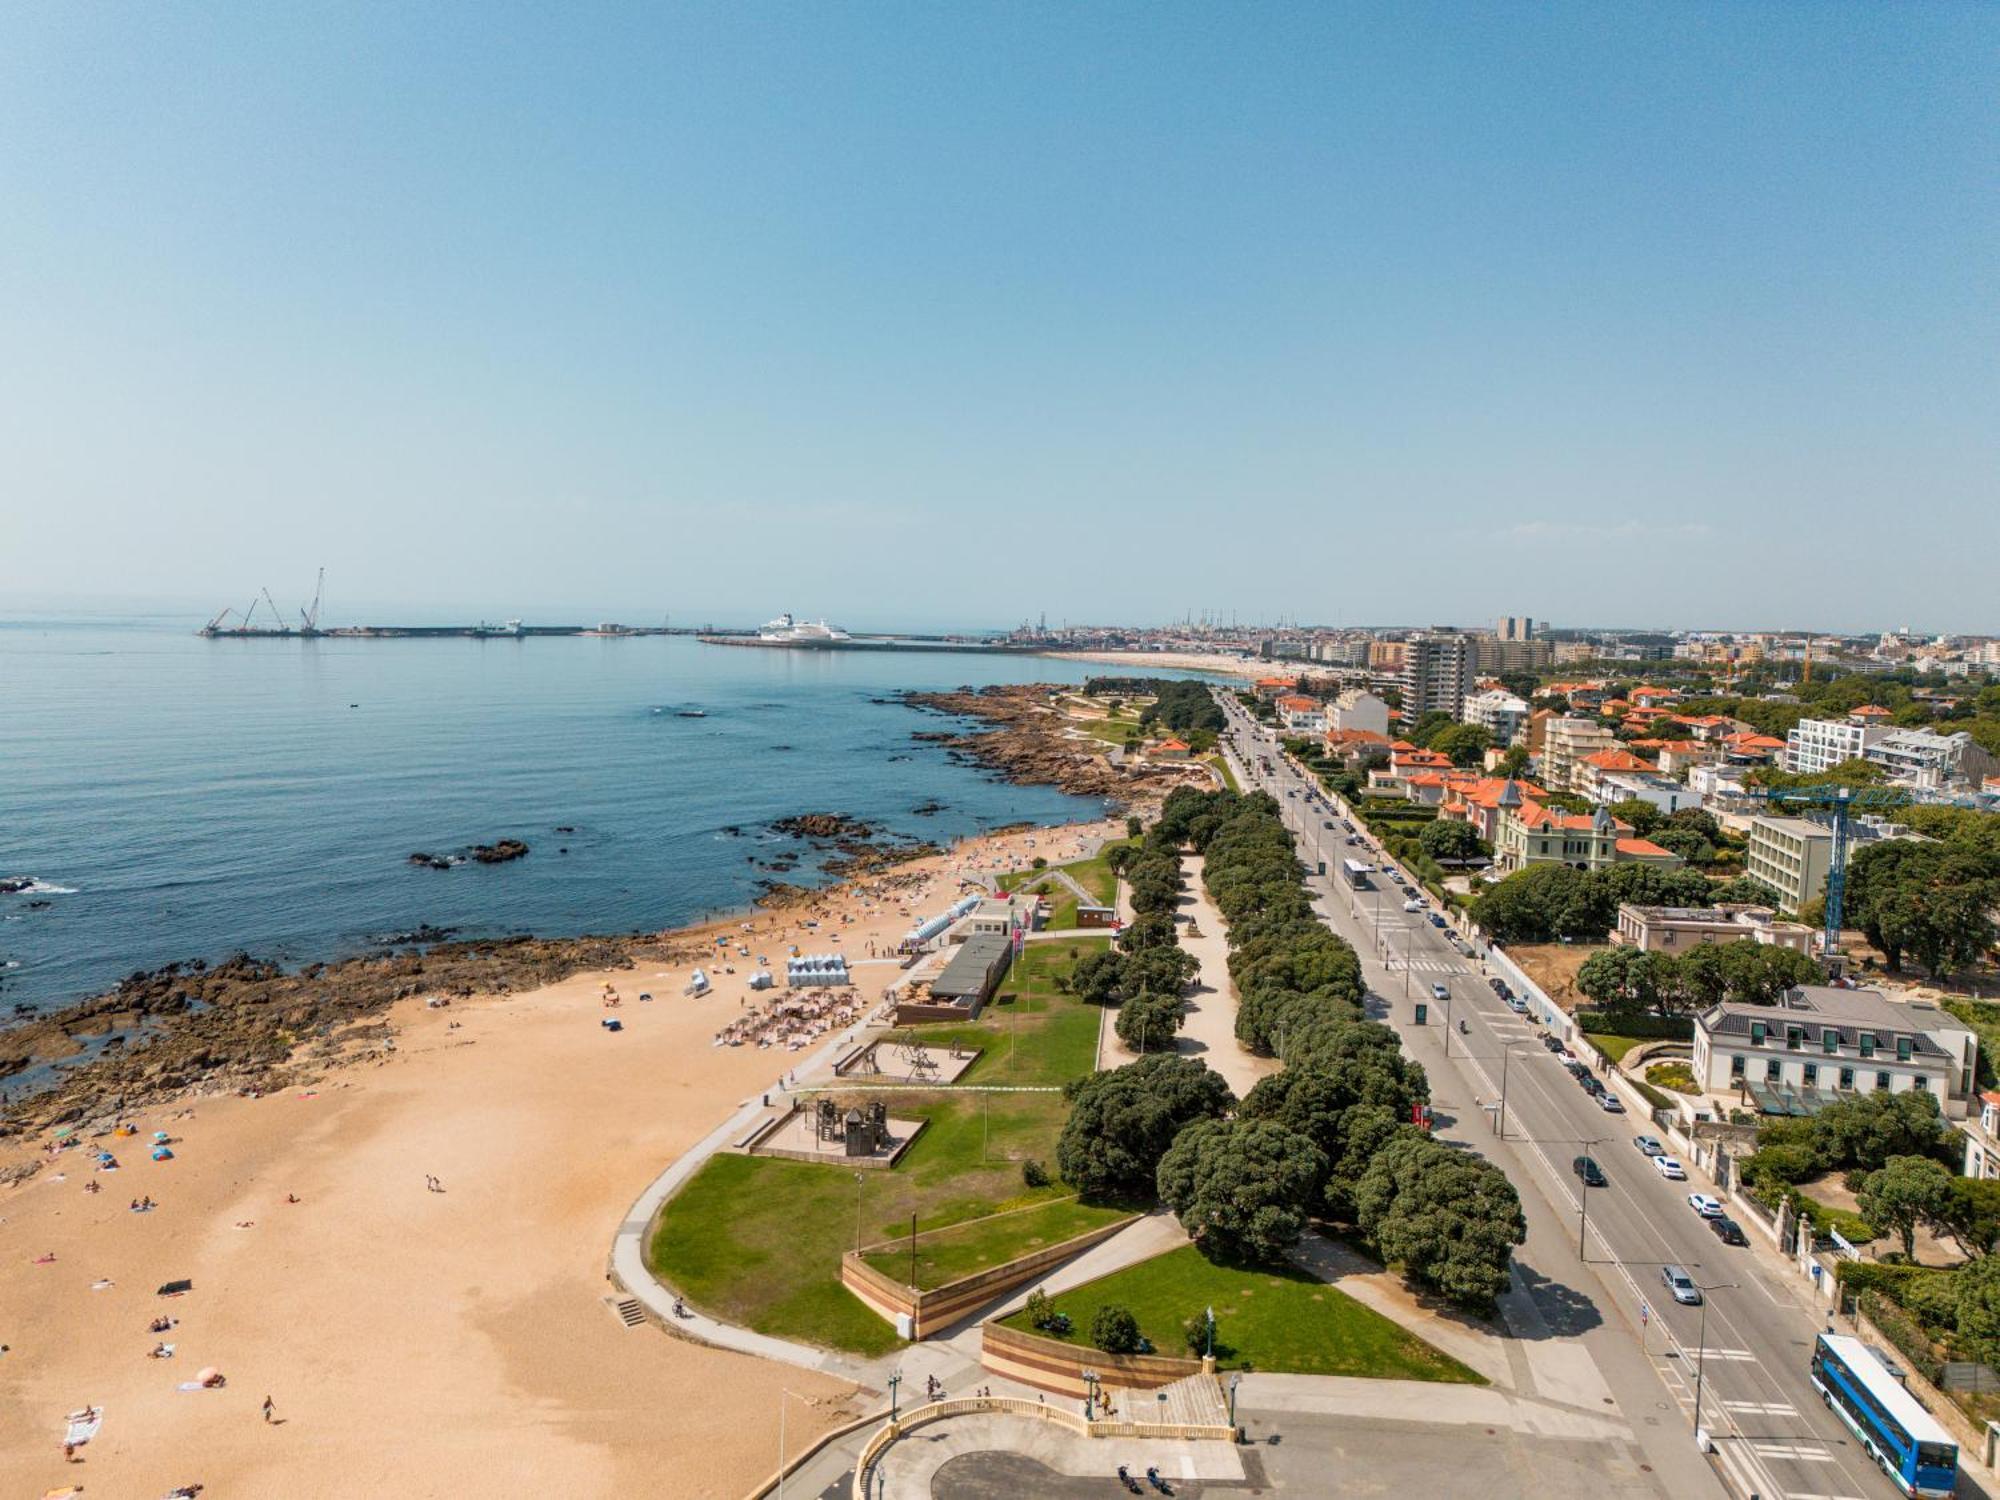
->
xmin=647 ymin=936 xmax=1121 ymax=1353
xmin=999 ymin=1244 xmax=1482 ymax=1383
xmin=859 ymin=1195 xmax=1136 ymax=1291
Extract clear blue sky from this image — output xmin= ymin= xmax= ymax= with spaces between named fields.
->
xmin=2 ymin=3 xmax=1993 ymax=632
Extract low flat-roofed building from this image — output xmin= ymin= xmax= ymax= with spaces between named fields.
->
xmin=1694 ymin=984 xmax=1978 ymax=1118
xmin=1614 ymin=902 xmax=1815 ymax=954
xmin=898 ymin=932 xmax=1014 ymax=1022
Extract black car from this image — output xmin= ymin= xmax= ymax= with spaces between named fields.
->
xmin=1582 ymin=1076 xmax=1606 ymax=1097
xmin=1488 ymin=977 xmax=1506 ymax=995
xmin=1572 ymin=1155 xmax=1607 ymax=1187
xmin=1542 ymin=1035 xmax=1564 ymax=1052
xmin=1709 ymin=1215 xmax=1748 ymax=1246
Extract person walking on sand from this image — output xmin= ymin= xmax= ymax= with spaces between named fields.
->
xmin=262 ymin=1394 xmax=275 ymax=1424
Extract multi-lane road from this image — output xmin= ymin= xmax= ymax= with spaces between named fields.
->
xmin=1215 ymin=695 xmax=1984 ymax=1500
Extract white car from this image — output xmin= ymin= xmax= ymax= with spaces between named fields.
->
xmin=1653 ymin=1156 xmax=1687 ymax=1180
xmin=1687 ymin=1193 xmax=1724 ymax=1218
xmin=1402 ymin=899 xmax=1424 ymax=913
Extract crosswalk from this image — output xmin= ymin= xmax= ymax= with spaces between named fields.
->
xmin=1397 ymin=955 xmax=1464 ymax=975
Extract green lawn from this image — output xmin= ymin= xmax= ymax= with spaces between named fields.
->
xmin=1205 ymin=754 xmax=1239 ymax=792
xmin=1584 ymin=1032 xmax=1647 ymax=1065
xmin=861 ymin=1196 xmax=1137 ymax=1290
xmin=999 ymin=1244 xmax=1482 ymax=1382
xmin=648 ymin=940 xmax=1115 ymax=1353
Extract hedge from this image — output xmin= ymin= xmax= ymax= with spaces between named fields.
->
xmin=1573 ymin=1012 xmax=1694 ymax=1041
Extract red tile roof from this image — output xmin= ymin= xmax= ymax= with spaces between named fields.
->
xmin=1852 ymin=704 xmax=1892 ymax=717
xmin=1581 ymin=748 xmax=1657 ymax=773
xmin=1616 ymin=837 xmax=1676 ymax=858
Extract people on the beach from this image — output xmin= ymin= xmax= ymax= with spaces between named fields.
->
xmin=263 ymin=1393 xmax=276 ymax=1423
xmin=425 ymin=1174 xmax=444 ymax=1193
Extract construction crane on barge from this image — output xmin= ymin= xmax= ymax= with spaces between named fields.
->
xmin=198 ymin=571 xmax=329 ymax=638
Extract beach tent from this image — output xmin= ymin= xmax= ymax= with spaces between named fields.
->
xmin=153 ymin=1131 xmax=170 ymax=1143
xmin=156 ymin=1278 xmax=193 ymax=1297
xmin=151 ymin=1146 xmax=174 ymax=1161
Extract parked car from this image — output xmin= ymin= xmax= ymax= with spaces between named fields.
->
xmin=1633 ymin=1135 xmax=1665 ymax=1156
xmin=1430 ymin=983 xmax=1450 ymax=1002
xmin=1654 ymin=1156 xmax=1687 ymax=1180
xmin=1661 ymin=1265 xmax=1703 ymax=1306
xmin=1687 ymin=1193 xmax=1725 ymax=1219
xmin=1428 ymin=913 xmax=1448 ymax=929
xmin=1709 ymin=1216 xmax=1748 ymax=1246
xmin=1506 ymin=996 xmax=1528 ymax=1014
xmin=1488 ymin=977 xmax=1507 ymax=995
xmin=1572 ymin=1155 xmax=1607 ymax=1187
xmin=1583 ymin=1077 xmax=1606 ymax=1098
xmin=1597 ymin=1093 xmax=1625 ymax=1113
xmin=1403 ymin=898 xmax=1424 ymax=913
xmin=1542 ymin=1034 xmax=1564 ymax=1052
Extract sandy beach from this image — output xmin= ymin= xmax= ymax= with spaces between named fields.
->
xmin=0 ymin=817 xmax=1117 ymax=1499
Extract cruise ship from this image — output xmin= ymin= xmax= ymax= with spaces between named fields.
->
xmin=758 ymin=613 xmax=854 ymax=645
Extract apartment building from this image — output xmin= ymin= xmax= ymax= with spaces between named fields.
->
xmin=1540 ymin=716 xmax=1620 ymax=795
xmin=1461 ymin=688 xmax=1529 ymax=746
xmin=1867 ymin=728 xmax=1998 ymax=790
xmin=1783 ymin=716 xmax=1886 ymax=775
xmin=1399 ymin=631 xmax=1477 ymax=721
xmin=1575 ymin=748 xmax=1661 ymax=803
xmin=1471 ymin=637 xmax=1553 ymax=673
xmin=1275 ymin=695 xmax=1326 ymax=734
xmin=1327 ymin=687 xmax=1390 ymax=738
xmin=1693 ymin=985 xmax=1977 ymax=1119
xmin=1594 ymin=770 xmax=1704 ymax=816
xmin=1744 ymin=815 xmax=1835 ymax=914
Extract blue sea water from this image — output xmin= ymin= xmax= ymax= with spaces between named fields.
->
xmin=0 ymin=616 xmax=1193 ymax=1011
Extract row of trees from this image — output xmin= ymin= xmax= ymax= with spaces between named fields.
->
xmin=1052 ymin=786 xmax=1527 ymax=1312
xmin=1471 ymin=858 xmax=1773 ymax=945
xmin=1136 ymin=678 xmax=1228 ymax=737
xmin=1575 ymin=940 xmax=1824 ymax=1017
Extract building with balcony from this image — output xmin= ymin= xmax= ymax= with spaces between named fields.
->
xmin=1462 ymin=688 xmax=1529 ymax=746
xmin=1784 ymin=716 xmax=1887 ymax=775
xmin=1399 ymin=631 xmax=1477 ymax=722
xmin=1541 ymin=716 xmax=1620 ymax=794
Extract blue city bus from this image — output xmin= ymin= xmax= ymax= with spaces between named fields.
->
xmin=1340 ymin=858 xmax=1373 ymax=891
xmin=1810 ymin=1333 xmax=1957 ymax=1497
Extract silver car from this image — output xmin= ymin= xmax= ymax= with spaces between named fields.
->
xmin=1661 ymin=1264 xmax=1703 ymax=1306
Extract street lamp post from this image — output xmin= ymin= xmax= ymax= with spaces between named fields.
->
xmin=1576 ymin=1139 xmax=1601 ymax=1260
xmin=1227 ymin=1372 xmax=1242 ymax=1437
xmin=1082 ymin=1368 xmax=1100 ymax=1420
xmin=1690 ymin=1282 xmax=1738 ymax=1446
xmin=888 ymin=1370 xmax=902 ymax=1422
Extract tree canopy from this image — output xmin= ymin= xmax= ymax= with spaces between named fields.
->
xmin=1055 ymin=1052 xmax=1235 ymax=1201
xmin=1353 ymin=1128 xmax=1525 ymax=1312
xmin=1156 ymin=1117 xmax=1326 ymax=1263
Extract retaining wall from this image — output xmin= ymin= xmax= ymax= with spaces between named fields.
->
xmin=841 ymin=1208 xmax=1138 ymax=1340
xmin=979 ymin=1319 xmax=1206 ymax=1397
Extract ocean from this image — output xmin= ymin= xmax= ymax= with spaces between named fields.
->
xmin=0 ymin=616 xmax=1193 ymax=1012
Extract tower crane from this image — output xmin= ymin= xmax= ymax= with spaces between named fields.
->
xmin=1741 ymin=782 xmax=1908 ymax=953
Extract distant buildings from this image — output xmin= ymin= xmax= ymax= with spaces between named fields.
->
xmin=1497 ymin=615 xmax=1534 ymax=642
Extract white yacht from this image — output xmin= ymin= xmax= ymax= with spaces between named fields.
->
xmin=758 ymin=613 xmax=853 ymax=644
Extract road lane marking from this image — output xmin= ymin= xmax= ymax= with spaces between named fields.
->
xmin=1724 ymin=1399 xmax=1799 ymax=1416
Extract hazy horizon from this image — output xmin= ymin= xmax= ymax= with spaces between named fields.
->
xmin=3 ymin=5 xmax=1994 ymax=632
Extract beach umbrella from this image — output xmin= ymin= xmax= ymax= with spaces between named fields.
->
xmin=152 ymin=1147 xmax=173 ymax=1161
xmin=153 ymin=1131 xmax=170 ymax=1142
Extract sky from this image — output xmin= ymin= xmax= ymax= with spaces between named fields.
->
xmin=1 ymin=3 xmax=1994 ymax=633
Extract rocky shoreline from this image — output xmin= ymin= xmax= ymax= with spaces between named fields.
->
xmin=901 ymin=682 xmax=1205 ymax=808
xmin=0 ymin=936 xmax=657 ymax=1143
